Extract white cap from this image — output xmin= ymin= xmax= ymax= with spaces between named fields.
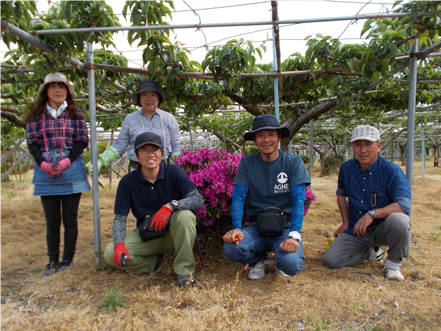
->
xmin=350 ymin=125 xmax=381 ymax=142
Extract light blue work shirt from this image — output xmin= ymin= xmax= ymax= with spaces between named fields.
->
xmin=112 ymin=109 xmax=181 ymax=161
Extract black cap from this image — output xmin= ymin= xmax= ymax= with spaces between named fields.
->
xmin=133 ymin=80 xmax=164 ymax=106
xmin=243 ymin=114 xmax=290 ymax=141
xmin=134 ymin=132 xmax=163 ymax=150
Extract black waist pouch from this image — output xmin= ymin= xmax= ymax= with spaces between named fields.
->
xmin=255 ymin=207 xmax=286 ymax=237
xmin=137 ymin=215 xmax=170 ymax=242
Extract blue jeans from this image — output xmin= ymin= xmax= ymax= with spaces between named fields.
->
xmin=223 ymin=222 xmax=305 ymax=276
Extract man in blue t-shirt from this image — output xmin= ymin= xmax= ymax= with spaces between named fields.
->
xmin=103 ymin=132 xmax=204 ymax=287
xmin=223 ymin=114 xmax=311 ymax=280
xmin=323 ymin=125 xmax=411 ymax=281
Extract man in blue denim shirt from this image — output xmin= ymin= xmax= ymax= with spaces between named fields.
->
xmin=323 ymin=125 xmax=411 ymax=281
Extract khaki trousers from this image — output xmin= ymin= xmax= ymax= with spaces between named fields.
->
xmin=104 ymin=210 xmax=197 ymax=275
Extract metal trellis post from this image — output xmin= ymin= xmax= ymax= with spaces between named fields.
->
xmin=406 ymin=40 xmax=418 ymax=197
xmin=309 ymin=120 xmax=314 ymax=180
xmin=272 ymin=29 xmax=280 ymax=150
xmin=421 ymin=126 xmax=425 ymax=178
xmin=87 ymin=42 xmax=102 ymax=265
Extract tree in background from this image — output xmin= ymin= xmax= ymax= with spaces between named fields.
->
xmin=1 ymin=1 xmax=440 ymax=156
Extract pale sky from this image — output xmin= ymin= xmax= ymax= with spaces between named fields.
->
xmin=1 ymin=0 xmax=396 ymax=66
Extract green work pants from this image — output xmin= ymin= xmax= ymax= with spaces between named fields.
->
xmin=104 ymin=210 xmax=197 ymax=275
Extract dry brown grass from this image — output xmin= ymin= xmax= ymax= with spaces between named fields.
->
xmin=2 ymin=162 xmax=441 ymax=330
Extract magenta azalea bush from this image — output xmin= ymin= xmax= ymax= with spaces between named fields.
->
xmin=175 ymin=148 xmax=243 ymax=227
xmin=175 ymin=148 xmax=316 ymax=227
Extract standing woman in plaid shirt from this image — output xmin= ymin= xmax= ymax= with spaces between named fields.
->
xmin=26 ymin=73 xmax=91 ymax=277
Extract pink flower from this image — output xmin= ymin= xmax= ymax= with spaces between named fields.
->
xmin=203 ymin=219 xmax=215 ymax=227
xmin=189 ymin=170 xmax=205 ymax=187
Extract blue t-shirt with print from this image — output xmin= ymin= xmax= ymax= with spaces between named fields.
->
xmin=234 ymin=150 xmax=311 ymax=217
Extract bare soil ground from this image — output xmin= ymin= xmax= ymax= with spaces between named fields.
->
xmin=1 ymin=162 xmax=441 ymax=330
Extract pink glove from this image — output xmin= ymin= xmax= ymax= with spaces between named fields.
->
xmin=57 ymin=158 xmax=71 ymax=171
xmin=40 ymin=161 xmax=59 ymax=178
xmin=151 ymin=204 xmax=173 ymax=231
xmin=49 ymin=158 xmax=72 ymax=177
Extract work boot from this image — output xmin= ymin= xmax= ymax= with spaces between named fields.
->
xmin=176 ymin=274 xmax=196 ymax=288
xmin=154 ymin=254 xmax=164 ymax=271
xmin=42 ymin=261 xmax=59 ymax=278
xmin=58 ymin=260 xmax=73 ymax=272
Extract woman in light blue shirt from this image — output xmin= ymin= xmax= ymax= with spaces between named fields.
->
xmin=89 ymin=80 xmax=181 ymax=172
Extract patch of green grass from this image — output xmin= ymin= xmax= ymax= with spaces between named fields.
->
xmin=102 ymin=288 xmax=126 ymax=312
xmin=78 ymin=209 xmax=89 ymax=218
xmin=343 ymin=301 xmax=361 ymax=316
xmin=94 ymin=252 xmax=109 ymax=271
xmin=6 ymin=191 xmax=16 ymax=199
xmin=95 ymin=260 xmax=110 ymax=272
xmin=302 ymin=310 xmax=328 ymax=330
xmin=431 ymin=226 xmax=441 ymax=241
xmin=365 ymin=323 xmax=383 ymax=331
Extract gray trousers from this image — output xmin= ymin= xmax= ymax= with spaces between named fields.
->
xmin=323 ymin=212 xmax=411 ymax=269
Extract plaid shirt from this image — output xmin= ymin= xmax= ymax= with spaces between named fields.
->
xmin=26 ymin=108 xmax=89 ymax=152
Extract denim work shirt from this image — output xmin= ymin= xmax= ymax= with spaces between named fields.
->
xmin=336 ymin=156 xmax=411 ymax=235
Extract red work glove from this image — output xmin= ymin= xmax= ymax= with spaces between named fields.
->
xmin=113 ymin=242 xmax=130 ymax=266
xmin=151 ymin=204 xmax=173 ymax=231
xmin=40 ymin=161 xmax=59 ymax=178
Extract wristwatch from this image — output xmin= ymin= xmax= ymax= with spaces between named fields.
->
xmin=288 ymin=231 xmax=302 ymax=242
xmin=170 ymin=200 xmax=179 ymax=211
xmin=368 ymin=209 xmax=376 ymax=219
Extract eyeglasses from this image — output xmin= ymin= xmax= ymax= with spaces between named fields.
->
xmin=138 ymin=147 xmax=161 ymax=155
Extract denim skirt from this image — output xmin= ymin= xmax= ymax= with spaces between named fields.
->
xmin=32 ymin=149 xmax=91 ymax=196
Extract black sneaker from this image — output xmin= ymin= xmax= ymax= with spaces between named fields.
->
xmin=374 ymin=246 xmax=387 ymax=262
xmin=176 ymin=274 xmax=196 ymax=288
xmin=59 ymin=260 xmax=73 ymax=272
xmin=153 ymin=254 xmax=164 ymax=271
xmin=42 ymin=261 xmax=59 ymax=278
